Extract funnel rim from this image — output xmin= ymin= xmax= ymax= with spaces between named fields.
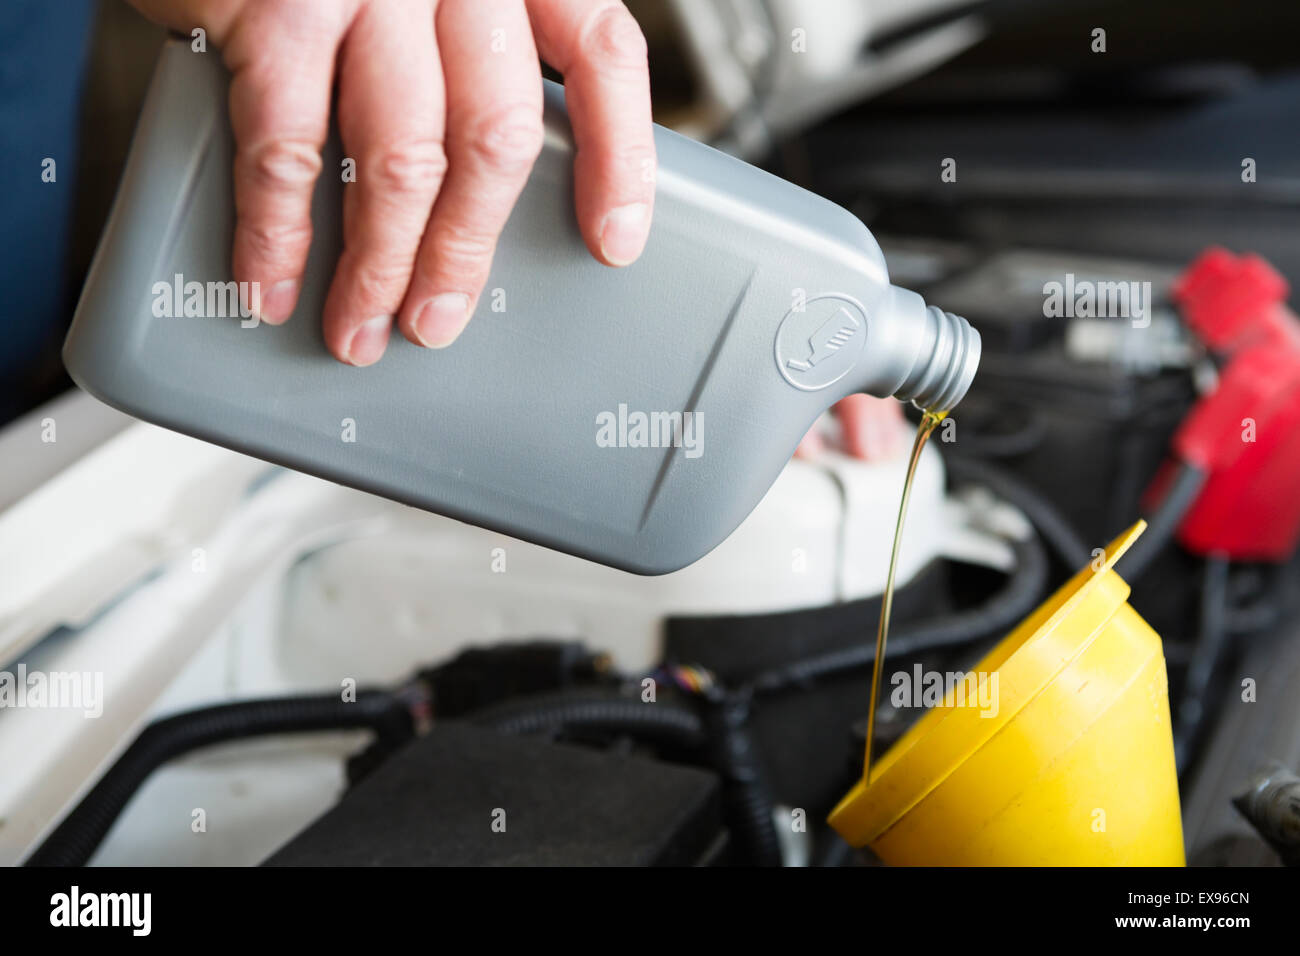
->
xmin=829 ymin=521 xmax=1150 ymax=846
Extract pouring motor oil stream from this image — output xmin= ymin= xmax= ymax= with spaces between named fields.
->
xmin=863 ymin=408 xmax=947 ymax=783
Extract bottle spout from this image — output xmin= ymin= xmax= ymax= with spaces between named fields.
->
xmin=871 ymin=285 xmax=981 ymax=414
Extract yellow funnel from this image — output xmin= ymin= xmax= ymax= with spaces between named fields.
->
xmin=829 ymin=520 xmax=1185 ymax=865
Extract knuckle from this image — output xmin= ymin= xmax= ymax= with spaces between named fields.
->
xmin=609 ymin=142 xmax=657 ymax=181
xmin=371 ymin=139 xmax=449 ymax=198
xmin=247 ymin=139 xmax=323 ymax=190
xmin=239 ymin=218 xmax=313 ymax=261
xmin=463 ymin=104 xmax=544 ymax=175
xmin=584 ymin=5 xmax=648 ymax=70
xmin=351 ymin=256 xmax=415 ymax=305
xmin=432 ymin=222 xmax=498 ymax=276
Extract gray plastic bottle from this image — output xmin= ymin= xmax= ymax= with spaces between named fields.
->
xmin=63 ymin=38 xmax=980 ymax=575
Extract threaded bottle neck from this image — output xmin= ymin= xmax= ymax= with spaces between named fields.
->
xmin=894 ymin=304 xmax=981 ymax=413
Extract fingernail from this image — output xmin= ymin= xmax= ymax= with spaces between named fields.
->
xmin=345 ymin=315 xmax=391 ymax=366
xmin=260 ymin=279 xmax=299 ymax=324
xmin=412 ymin=293 xmax=470 ymax=348
xmin=599 ymin=202 xmax=649 ymax=266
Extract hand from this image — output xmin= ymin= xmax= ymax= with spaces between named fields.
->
xmin=795 ymin=395 xmax=907 ymax=462
xmin=128 ymin=0 xmax=656 ymax=364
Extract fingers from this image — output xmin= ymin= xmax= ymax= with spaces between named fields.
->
xmin=322 ymin=0 xmax=446 ymax=365
xmin=398 ymin=0 xmax=543 ymax=348
xmin=526 ymin=0 xmax=655 ymax=266
xmin=125 ymin=0 xmax=244 ymax=39
xmin=836 ymin=395 xmax=906 ymax=461
xmin=794 ymin=398 xmax=907 ymax=462
xmin=189 ymin=0 xmax=654 ymax=362
xmin=793 ymin=425 xmax=826 ymax=460
xmin=224 ymin=3 xmax=347 ymax=323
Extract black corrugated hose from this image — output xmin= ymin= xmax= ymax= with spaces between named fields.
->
xmin=469 ymin=689 xmax=785 ymax=866
xmin=469 ymin=689 xmax=706 ymax=749
xmin=751 ymin=533 xmax=1048 ymax=694
xmin=948 ymin=454 xmax=1207 ymax=586
xmin=701 ymin=690 xmax=783 ymax=867
xmin=944 ymin=455 xmax=1093 ymax=570
xmin=25 ymin=691 xmax=413 ymax=867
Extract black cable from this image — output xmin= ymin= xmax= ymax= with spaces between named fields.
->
xmin=1116 ymin=461 xmax=1207 ymax=584
xmin=25 ymin=691 xmax=412 ymax=868
xmin=1174 ymin=554 xmax=1230 ymax=773
xmin=812 ymin=827 xmax=856 ymax=867
xmin=701 ymin=690 xmax=783 ymax=867
xmin=468 ymin=690 xmax=706 ymax=749
xmin=925 ymin=403 xmax=1046 ymax=460
xmin=752 ymin=533 xmax=1048 ymax=694
xmin=945 ymin=455 xmax=1093 ymax=569
xmin=1225 ymin=596 xmax=1280 ymax=635
xmin=468 ymin=688 xmax=784 ymax=865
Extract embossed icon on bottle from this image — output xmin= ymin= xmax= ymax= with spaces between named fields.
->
xmin=774 ymin=294 xmax=868 ymax=391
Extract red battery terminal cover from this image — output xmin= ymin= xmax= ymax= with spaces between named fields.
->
xmin=1155 ymin=248 xmax=1300 ymax=560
